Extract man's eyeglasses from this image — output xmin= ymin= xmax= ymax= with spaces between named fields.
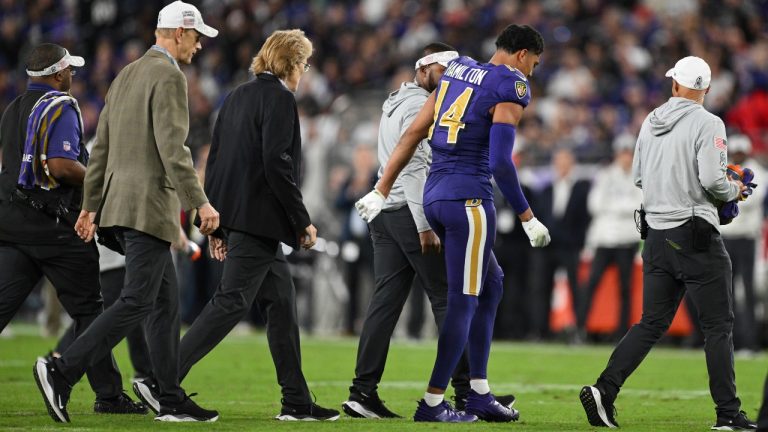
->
xmin=301 ymin=62 xmax=311 ymax=72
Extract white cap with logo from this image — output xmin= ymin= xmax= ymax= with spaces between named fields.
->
xmin=728 ymin=134 xmax=752 ymax=154
xmin=665 ymin=56 xmax=711 ymax=90
xmin=157 ymin=0 xmax=218 ymax=38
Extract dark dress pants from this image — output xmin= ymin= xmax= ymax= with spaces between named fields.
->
xmin=577 ymin=245 xmax=637 ymax=333
xmin=0 ymin=240 xmax=122 ymax=399
xmin=723 ymin=237 xmax=758 ymax=350
xmin=596 ymin=222 xmax=741 ymax=418
xmin=352 ymin=206 xmax=470 ymax=396
xmin=529 ymin=245 xmax=580 ymax=338
xmin=178 ymin=229 xmax=312 ymax=406
xmin=56 ymin=229 xmax=185 ymax=404
xmin=758 ymin=373 xmax=768 ymax=431
xmin=56 ymin=266 xmax=154 ymax=380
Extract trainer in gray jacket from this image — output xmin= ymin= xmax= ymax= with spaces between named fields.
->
xmin=343 ymin=43 xmax=515 ymax=419
xmin=580 ymin=56 xmax=756 ymax=430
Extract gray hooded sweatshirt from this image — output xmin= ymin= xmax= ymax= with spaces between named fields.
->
xmin=377 ymin=82 xmax=432 ymax=232
xmin=633 ymin=97 xmax=740 ymax=231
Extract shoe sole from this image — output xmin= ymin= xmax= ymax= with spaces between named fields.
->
xmin=580 ymin=386 xmax=617 ymax=428
xmin=93 ymin=403 xmax=149 ymax=415
xmin=33 ymin=360 xmax=68 ymax=423
xmin=275 ymin=414 xmax=340 ymax=421
xmin=155 ymin=414 xmax=219 ymax=422
xmin=413 ymin=414 xmax=479 ymax=423
xmin=133 ymin=381 xmax=161 ymax=414
xmin=342 ymin=401 xmax=382 ymax=419
xmin=710 ymin=426 xmax=755 ymax=431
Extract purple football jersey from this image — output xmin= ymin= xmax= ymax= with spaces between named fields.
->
xmin=424 ymin=56 xmax=531 ymax=205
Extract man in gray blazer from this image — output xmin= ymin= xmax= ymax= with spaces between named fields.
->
xmin=33 ymin=1 xmax=221 ymax=423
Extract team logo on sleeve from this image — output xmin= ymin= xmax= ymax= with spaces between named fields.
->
xmin=62 ymin=141 xmax=71 ymax=152
xmin=714 ymin=136 xmax=726 ymax=150
xmin=515 ymin=81 xmax=528 ymax=98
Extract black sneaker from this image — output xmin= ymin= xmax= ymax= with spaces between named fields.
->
xmin=579 ymin=385 xmax=618 ymax=428
xmin=132 ymin=377 xmax=160 ymax=414
xmin=711 ymin=411 xmax=757 ymax=430
xmin=154 ymin=393 xmax=218 ymax=422
xmin=94 ymin=392 xmax=148 ymax=414
xmin=454 ymin=392 xmax=516 ymax=411
xmin=277 ymin=400 xmax=340 ymax=421
xmin=33 ymin=357 xmax=72 ymax=423
xmin=342 ymin=387 xmax=401 ymax=418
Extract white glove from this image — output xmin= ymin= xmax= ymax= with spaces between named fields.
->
xmin=522 ymin=216 xmax=551 ymax=247
xmin=355 ymin=189 xmax=386 ymax=223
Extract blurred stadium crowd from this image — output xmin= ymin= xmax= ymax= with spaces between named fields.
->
xmin=2 ymin=0 xmax=768 ymax=350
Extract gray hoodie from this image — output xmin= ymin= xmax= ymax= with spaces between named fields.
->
xmin=377 ymin=82 xmax=432 ymax=232
xmin=633 ymin=97 xmax=740 ymax=230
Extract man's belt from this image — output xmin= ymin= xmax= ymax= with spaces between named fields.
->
xmin=10 ymin=188 xmax=72 ymax=224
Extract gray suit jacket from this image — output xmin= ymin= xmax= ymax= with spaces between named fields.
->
xmin=83 ymin=49 xmax=208 ymax=243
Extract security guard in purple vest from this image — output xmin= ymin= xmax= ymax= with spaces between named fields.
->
xmin=0 ymin=43 xmax=145 ymax=415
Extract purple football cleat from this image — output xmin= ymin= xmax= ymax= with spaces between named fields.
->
xmin=464 ymin=390 xmax=520 ymax=422
xmin=413 ymin=399 xmax=478 ymax=423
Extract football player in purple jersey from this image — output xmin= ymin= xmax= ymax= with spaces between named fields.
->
xmin=356 ymin=24 xmax=550 ymax=423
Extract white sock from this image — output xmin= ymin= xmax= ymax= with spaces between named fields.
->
xmin=424 ymin=392 xmax=444 ymax=407
xmin=470 ymin=379 xmax=490 ymax=395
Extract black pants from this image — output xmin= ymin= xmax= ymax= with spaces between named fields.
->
xmin=723 ymin=237 xmax=758 ymax=350
xmin=596 ymin=222 xmax=741 ymax=417
xmin=56 ymin=267 xmax=153 ymax=380
xmin=352 ymin=206 xmax=470 ymax=396
xmin=494 ymin=240 xmax=531 ymax=340
xmin=758 ymin=373 xmax=768 ymax=431
xmin=178 ymin=229 xmax=312 ymax=406
xmin=56 ymin=229 xmax=185 ymax=404
xmin=0 ymin=239 xmax=122 ymax=399
xmin=577 ymin=245 xmax=637 ymax=333
xmin=529 ymin=246 xmax=580 ymax=338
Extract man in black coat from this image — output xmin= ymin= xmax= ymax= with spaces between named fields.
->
xmin=529 ymin=148 xmax=591 ymax=340
xmin=144 ymin=29 xmax=338 ymax=421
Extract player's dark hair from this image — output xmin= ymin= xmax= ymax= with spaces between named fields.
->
xmin=495 ymin=25 xmax=544 ymax=55
xmin=422 ymin=42 xmax=456 ymax=56
xmin=26 ymin=43 xmax=67 ymax=72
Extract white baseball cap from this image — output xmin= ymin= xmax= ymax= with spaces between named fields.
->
xmin=665 ymin=56 xmax=711 ymax=90
xmin=26 ymin=48 xmax=85 ymax=77
xmin=612 ymin=132 xmax=636 ymax=153
xmin=728 ymin=134 xmax=752 ymax=154
xmin=157 ymin=1 xmax=218 ymax=38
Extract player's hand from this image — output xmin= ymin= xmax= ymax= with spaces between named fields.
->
xmin=197 ymin=203 xmax=220 ymax=235
xmin=300 ymin=224 xmax=317 ymax=250
xmin=74 ymin=210 xmax=98 ymax=242
xmin=355 ymin=189 xmax=386 ymax=223
xmin=419 ymin=229 xmax=441 ymax=255
xmin=522 ymin=216 xmax=551 ymax=247
xmin=208 ymin=235 xmax=227 ymax=261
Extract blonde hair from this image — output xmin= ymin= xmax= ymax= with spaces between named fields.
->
xmin=250 ymin=29 xmax=313 ymax=79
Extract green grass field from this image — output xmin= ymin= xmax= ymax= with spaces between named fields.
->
xmin=0 ymin=324 xmax=765 ymax=431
